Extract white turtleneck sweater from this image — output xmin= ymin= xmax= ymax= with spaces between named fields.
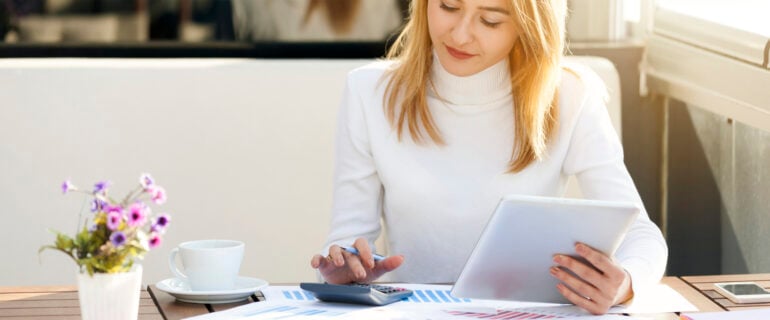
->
xmin=323 ymin=57 xmax=668 ymax=295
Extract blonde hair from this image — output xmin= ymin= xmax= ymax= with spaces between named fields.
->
xmin=384 ymin=0 xmax=566 ymax=172
xmin=303 ymin=0 xmax=362 ymax=35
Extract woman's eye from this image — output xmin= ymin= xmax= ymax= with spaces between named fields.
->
xmin=481 ymin=19 xmax=502 ymax=28
xmin=440 ymin=2 xmax=459 ymax=12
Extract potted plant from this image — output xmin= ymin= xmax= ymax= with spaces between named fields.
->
xmin=40 ymin=173 xmax=171 ymax=320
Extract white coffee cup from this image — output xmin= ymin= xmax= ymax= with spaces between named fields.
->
xmin=168 ymin=239 xmax=244 ymax=291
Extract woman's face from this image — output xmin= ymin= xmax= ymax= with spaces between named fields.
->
xmin=427 ymin=0 xmax=519 ymax=77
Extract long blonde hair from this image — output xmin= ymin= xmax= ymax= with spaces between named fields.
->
xmin=384 ymin=0 xmax=566 ymax=172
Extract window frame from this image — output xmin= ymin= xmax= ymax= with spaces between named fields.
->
xmin=645 ymin=4 xmax=770 ymax=132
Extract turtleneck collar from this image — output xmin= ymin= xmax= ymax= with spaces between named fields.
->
xmin=428 ymin=52 xmax=512 ymax=106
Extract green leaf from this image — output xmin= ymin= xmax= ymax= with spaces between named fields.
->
xmin=85 ymin=263 xmax=95 ymax=276
xmin=54 ymin=233 xmax=75 ymax=251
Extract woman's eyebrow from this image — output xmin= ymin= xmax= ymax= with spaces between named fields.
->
xmin=478 ymin=6 xmax=511 ymax=15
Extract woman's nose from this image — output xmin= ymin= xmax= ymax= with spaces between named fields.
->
xmin=450 ymin=17 xmax=474 ymax=45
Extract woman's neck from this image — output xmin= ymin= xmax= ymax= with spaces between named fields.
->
xmin=429 ymin=54 xmax=512 ymax=106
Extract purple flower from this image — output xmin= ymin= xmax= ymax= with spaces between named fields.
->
xmin=110 ymin=231 xmax=126 ymax=247
xmin=127 ymin=203 xmax=148 ymax=227
xmin=90 ymin=199 xmax=108 ymax=212
xmin=151 ymin=213 xmax=171 ymax=233
xmin=139 ymin=173 xmax=155 ymax=189
xmin=61 ymin=180 xmax=76 ymax=194
xmin=148 ymin=233 xmax=162 ymax=249
xmin=93 ymin=181 xmax=111 ymax=194
xmin=147 ymin=186 xmax=167 ymax=205
xmin=106 ymin=210 xmax=122 ymax=231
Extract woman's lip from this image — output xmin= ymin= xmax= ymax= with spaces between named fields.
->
xmin=446 ymin=45 xmax=475 ymax=59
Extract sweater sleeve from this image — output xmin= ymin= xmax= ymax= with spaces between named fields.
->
xmin=562 ymin=70 xmax=668 ymax=297
xmin=321 ymin=72 xmax=384 ymax=257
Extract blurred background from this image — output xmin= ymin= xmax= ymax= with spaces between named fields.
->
xmin=0 ymin=0 xmax=408 ymax=43
xmin=0 ymin=0 xmax=650 ymax=44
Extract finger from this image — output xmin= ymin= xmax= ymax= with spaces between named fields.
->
xmin=328 ymin=245 xmax=345 ymax=267
xmin=553 ymin=255 xmax=605 ymax=293
xmin=556 ymin=283 xmax=607 ymax=315
xmin=574 ymin=243 xmax=628 ymax=294
xmin=575 ymin=243 xmax=614 ymax=275
xmin=550 ymin=265 xmax=604 ymax=303
xmin=342 ymin=250 xmax=368 ymax=281
xmin=353 ymin=238 xmax=375 ymax=269
xmin=316 ymin=254 xmax=338 ymax=274
xmin=361 ymin=255 xmax=405 ymax=283
xmin=311 ymin=254 xmax=324 ymax=268
xmin=373 ymin=255 xmax=404 ymax=273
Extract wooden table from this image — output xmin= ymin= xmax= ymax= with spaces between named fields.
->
xmin=147 ymin=284 xmax=265 ymax=320
xmin=148 ymin=277 xmax=723 ymax=320
xmin=0 ymin=286 xmax=163 ymax=320
xmin=0 ymin=276 xmax=749 ymax=319
xmin=681 ymin=273 xmax=770 ymax=311
xmin=660 ymin=277 xmax=724 ymax=312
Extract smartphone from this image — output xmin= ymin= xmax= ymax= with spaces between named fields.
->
xmin=714 ymin=282 xmax=770 ymax=303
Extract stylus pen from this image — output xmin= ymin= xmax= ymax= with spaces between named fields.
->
xmin=341 ymin=246 xmax=386 ymax=262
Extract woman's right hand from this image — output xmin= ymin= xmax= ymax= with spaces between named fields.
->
xmin=310 ymin=238 xmax=404 ymax=284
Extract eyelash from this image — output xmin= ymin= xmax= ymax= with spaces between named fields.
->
xmin=439 ymin=2 xmax=459 ymax=12
xmin=439 ymin=2 xmax=502 ymax=28
xmin=481 ymin=19 xmax=501 ymax=28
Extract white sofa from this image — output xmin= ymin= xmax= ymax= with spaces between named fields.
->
xmin=0 ymin=57 xmax=620 ymax=286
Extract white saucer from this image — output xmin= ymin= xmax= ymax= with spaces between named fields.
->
xmin=155 ymin=276 xmax=269 ymax=304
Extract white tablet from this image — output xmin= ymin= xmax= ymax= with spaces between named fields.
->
xmin=451 ymin=194 xmax=640 ymax=304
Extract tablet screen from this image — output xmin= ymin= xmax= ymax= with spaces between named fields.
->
xmin=451 ymin=195 xmax=639 ymax=303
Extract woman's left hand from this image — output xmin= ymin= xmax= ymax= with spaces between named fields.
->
xmin=550 ymin=243 xmax=633 ymax=315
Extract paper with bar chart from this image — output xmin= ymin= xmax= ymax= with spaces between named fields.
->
xmin=261 ymin=284 xmax=478 ymax=305
xmin=185 ymin=283 xmax=691 ymax=319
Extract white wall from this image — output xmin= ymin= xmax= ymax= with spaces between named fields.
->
xmin=0 ymin=59 xmax=370 ymax=286
xmin=0 ymin=57 xmax=619 ymax=287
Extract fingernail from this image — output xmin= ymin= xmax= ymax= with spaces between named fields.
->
xmin=553 ymin=255 xmax=562 ymax=264
xmin=576 ymin=243 xmax=586 ymax=253
xmin=550 ymin=267 xmax=558 ymax=275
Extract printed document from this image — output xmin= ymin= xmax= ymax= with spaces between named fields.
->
xmin=185 ymin=283 xmax=695 ymax=319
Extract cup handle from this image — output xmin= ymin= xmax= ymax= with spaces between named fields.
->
xmin=168 ymin=248 xmax=187 ymax=280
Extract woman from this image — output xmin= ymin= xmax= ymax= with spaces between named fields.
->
xmin=310 ymin=0 xmax=667 ymax=315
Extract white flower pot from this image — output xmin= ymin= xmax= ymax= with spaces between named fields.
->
xmin=77 ymin=265 xmax=143 ymax=320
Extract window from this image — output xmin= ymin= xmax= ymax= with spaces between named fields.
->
xmin=645 ymin=0 xmax=770 ymax=132
xmin=657 ymin=0 xmax=769 ymax=37
xmin=654 ymin=0 xmax=769 ymax=66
